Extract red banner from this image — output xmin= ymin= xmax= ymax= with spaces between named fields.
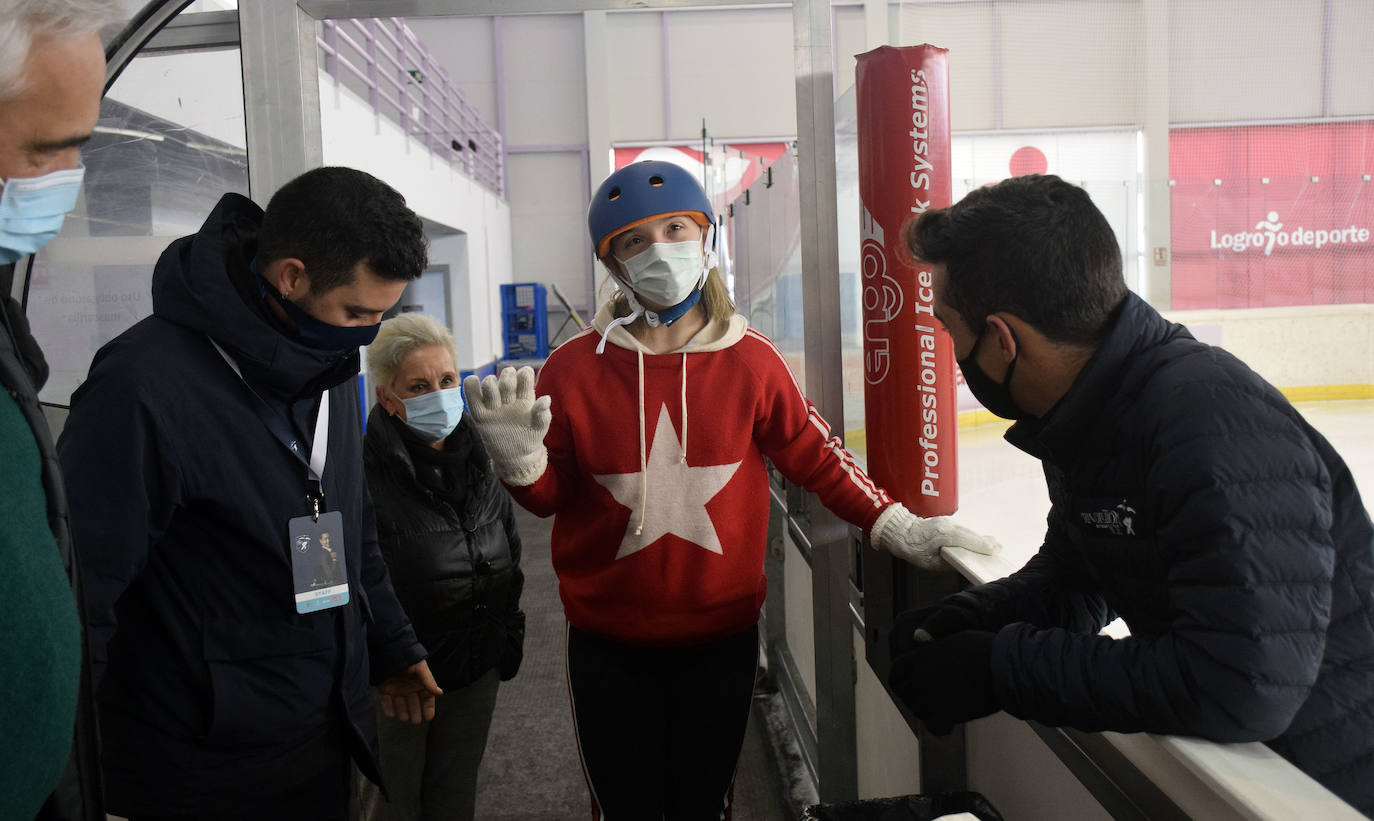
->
xmin=1170 ymin=121 xmax=1374 ymax=309
xmin=855 ymin=45 xmax=958 ymax=516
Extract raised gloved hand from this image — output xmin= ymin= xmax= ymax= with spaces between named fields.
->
xmin=462 ymin=366 xmax=552 ymax=486
xmin=890 ymin=600 xmax=983 ymax=659
xmin=888 ymin=629 xmax=998 ymax=735
xmin=869 ymin=503 xmax=1001 ymax=570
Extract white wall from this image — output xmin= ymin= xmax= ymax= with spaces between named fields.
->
xmin=502 ymin=15 xmax=588 ymax=146
xmin=319 ymin=71 xmax=514 ymax=369
xmin=659 ymin=8 xmax=795 ymax=139
xmin=604 ymin=13 xmax=665 ymax=141
xmin=833 ymin=5 xmax=871 ymax=100
xmin=414 ymin=16 xmax=500 ymax=127
xmin=1170 ymin=0 xmax=1324 ymax=122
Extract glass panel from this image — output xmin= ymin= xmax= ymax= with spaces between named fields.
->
xmin=730 ymin=149 xmax=806 ymax=400
xmin=27 ymin=43 xmax=248 ymax=405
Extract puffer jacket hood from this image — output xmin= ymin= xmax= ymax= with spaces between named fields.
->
xmin=150 ymin=192 xmax=359 ymax=401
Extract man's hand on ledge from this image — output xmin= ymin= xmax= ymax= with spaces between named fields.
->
xmin=889 ymin=629 xmax=998 ymax=735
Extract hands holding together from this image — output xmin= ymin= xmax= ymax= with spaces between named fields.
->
xmin=376 ymin=659 xmax=443 ymax=725
xmin=887 ymin=600 xmax=1000 ymax=735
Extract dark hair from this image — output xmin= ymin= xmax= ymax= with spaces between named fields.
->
xmin=257 ymin=166 xmax=428 ymax=294
xmin=905 ymin=174 xmax=1127 ymax=346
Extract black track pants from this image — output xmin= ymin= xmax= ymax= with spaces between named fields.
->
xmin=566 ymin=622 xmax=759 ymax=821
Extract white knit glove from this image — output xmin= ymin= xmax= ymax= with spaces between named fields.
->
xmin=462 ymin=366 xmax=552 ymax=486
xmin=869 ymin=503 xmax=1002 ymax=570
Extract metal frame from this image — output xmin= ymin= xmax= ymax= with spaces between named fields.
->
xmin=301 ymin=0 xmax=786 ymax=17
xmin=239 ymin=0 xmax=324 ymax=203
xmin=791 ymin=0 xmax=860 ymax=803
xmin=140 ymin=9 xmax=240 ymax=53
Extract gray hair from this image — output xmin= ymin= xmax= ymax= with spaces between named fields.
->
xmin=366 ymin=312 xmax=458 ymax=388
xmin=0 ymin=0 xmax=122 ymax=100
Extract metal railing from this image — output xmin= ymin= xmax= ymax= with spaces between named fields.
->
xmin=317 ymin=18 xmax=505 ymax=198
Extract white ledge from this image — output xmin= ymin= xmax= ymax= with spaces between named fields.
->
xmin=938 ymin=544 xmax=1363 ymax=820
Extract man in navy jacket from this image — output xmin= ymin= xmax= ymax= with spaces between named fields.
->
xmin=890 ymin=174 xmax=1374 ymax=814
xmin=58 ymin=167 xmax=441 ymax=819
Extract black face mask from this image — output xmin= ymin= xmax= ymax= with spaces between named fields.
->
xmin=256 ymin=271 xmax=381 ymax=351
xmin=269 ymin=287 xmax=381 ymax=350
xmin=957 ymin=324 xmax=1032 ymax=421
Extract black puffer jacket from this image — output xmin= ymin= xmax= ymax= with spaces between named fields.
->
xmin=953 ymin=293 xmax=1374 ymax=813
xmin=364 ymin=407 xmax=524 ymax=690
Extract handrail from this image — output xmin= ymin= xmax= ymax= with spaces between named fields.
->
xmin=318 ymin=18 xmax=506 ymax=198
xmin=936 ymin=546 xmax=1365 ymax=820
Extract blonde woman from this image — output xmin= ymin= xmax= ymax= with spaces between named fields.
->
xmin=360 ymin=313 xmax=525 ymax=821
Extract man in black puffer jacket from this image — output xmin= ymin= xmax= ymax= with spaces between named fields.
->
xmin=888 ymin=174 xmax=1374 ymax=814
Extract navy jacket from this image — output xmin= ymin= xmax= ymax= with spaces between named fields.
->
xmin=57 ymin=194 xmax=425 ymax=816
xmin=953 ymin=293 xmax=1374 ymax=813
xmin=364 ymin=408 xmax=525 ymax=690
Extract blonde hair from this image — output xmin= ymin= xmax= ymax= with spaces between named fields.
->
xmin=366 ymin=313 xmax=457 ymax=387
xmin=607 ymin=267 xmax=735 ymax=325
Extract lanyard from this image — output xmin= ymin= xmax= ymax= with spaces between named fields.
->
xmin=211 ymin=339 xmax=329 ymax=515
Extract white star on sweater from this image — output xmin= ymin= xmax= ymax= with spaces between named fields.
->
xmin=595 ymin=404 xmax=742 ymax=560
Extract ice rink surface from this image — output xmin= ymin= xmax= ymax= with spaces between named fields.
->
xmin=953 ymin=398 xmax=1374 ymax=592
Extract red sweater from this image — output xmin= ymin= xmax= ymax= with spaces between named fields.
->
xmin=509 ymin=309 xmax=893 ymax=645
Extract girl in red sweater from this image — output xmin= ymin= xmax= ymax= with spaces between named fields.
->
xmin=465 ymin=160 xmax=996 ymax=819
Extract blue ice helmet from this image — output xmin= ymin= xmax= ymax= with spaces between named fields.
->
xmin=587 ymin=161 xmax=718 ymax=339
xmin=588 ymin=160 xmax=716 ymax=259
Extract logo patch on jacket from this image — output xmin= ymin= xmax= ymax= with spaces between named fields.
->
xmin=1075 ymin=497 xmax=1146 ymax=537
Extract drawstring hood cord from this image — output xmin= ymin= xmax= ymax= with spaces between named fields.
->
xmin=629 ymin=351 xmax=689 ymax=537
xmin=587 ymin=297 xmax=749 ymax=543
xmin=634 ymin=350 xmax=646 ymax=535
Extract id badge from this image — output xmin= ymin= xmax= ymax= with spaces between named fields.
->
xmin=289 ymin=510 xmax=350 ymax=614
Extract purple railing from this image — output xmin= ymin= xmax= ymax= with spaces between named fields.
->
xmin=318 ymin=18 xmax=506 ymax=198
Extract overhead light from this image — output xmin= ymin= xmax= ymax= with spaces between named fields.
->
xmin=93 ymin=125 xmax=165 ymax=142
xmin=185 ymin=142 xmax=247 ymax=157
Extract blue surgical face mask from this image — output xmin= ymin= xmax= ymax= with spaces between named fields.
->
xmin=399 ymin=387 xmax=465 ymax=442
xmin=0 ymin=166 xmax=86 ymax=265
